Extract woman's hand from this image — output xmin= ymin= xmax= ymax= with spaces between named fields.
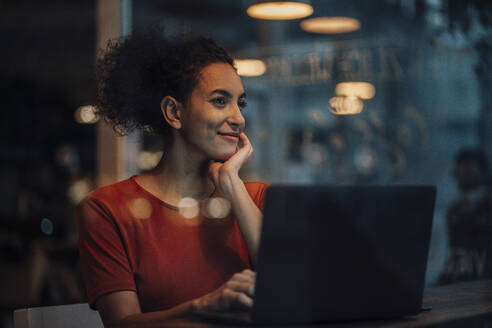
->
xmin=208 ymin=132 xmax=262 ymax=265
xmin=192 ymin=269 xmax=256 ymax=312
xmin=208 ymin=132 xmax=253 ymax=200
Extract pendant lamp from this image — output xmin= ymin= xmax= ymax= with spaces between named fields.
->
xmin=329 ymin=82 xmax=375 ymax=115
xmin=247 ymin=0 xmax=313 ymax=20
xmin=300 ymin=17 xmax=360 ymax=34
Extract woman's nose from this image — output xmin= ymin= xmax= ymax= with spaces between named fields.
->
xmin=229 ymin=105 xmax=245 ymax=130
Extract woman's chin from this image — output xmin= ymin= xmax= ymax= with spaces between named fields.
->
xmin=212 ymin=149 xmax=236 ymax=162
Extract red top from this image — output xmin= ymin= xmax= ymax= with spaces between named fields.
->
xmin=77 ymin=176 xmax=268 ymax=312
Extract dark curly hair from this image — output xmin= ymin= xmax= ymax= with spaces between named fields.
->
xmin=95 ymin=26 xmax=234 ymax=140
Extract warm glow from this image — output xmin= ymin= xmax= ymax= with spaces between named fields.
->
xmin=335 ymin=82 xmax=375 ymax=100
xmin=178 ymin=197 xmax=199 ymax=219
xmin=329 ymin=96 xmax=364 ymax=115
xmin=234 ymin=59 xmax=267 ymax=77
xmin=354 ymin=146 xmax=377 ymax=174
xmin=68 ymin=178 xmax=91 ymax=204
xmin=130 ymin=198 xmax=153 ymax=219
xmin=74 ymin=105 xmax=99 ymax=124
xmin=137 ymin=151 xmax=163 ymax=171
xmin=204 ymin=197 xmax=231 ymax=219
xmin=247 ymin=1 xmax=313 ymax=20
xmin=300 ymin=17 xmax=360 ymax=34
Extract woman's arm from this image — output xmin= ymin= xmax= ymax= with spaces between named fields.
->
xmin=208 ymin=133 xmax=262 ymax=265
xmin=96 ymin=291 xmax=193 ymax=328
xmin=96 ymin=270 xmax=255 ymax=328
xmin=222 ymin=177 xmax=263 ymax=265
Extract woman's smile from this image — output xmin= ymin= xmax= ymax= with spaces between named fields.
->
xmin=217 ymin=131 xmax=240 ymax=143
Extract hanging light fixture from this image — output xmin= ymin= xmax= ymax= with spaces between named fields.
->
xmin=329 ymin=96 xmax=364 ymax=115
xmin=234 ymin=59 xmax=267 ymax=77
xmin=329 ymin=82 xmax=375 ymax=115
xmin=335 ymin=82 xmax=375 ymax=100
xmin=247 ymin=0 xmax=313 ymax=20
xmin=300 ymin=17 xmax=360 ymax=34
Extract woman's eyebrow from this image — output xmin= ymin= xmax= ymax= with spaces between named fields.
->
xmin=209 ymin=89 xmax=246 ymax=98
xmin=209 ymin=89 xmax=232 ymax=97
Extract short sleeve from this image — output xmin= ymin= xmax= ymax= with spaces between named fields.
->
xmin=77 ymin=197 xmax=136 ymax=309
xmin=245 ymin=182 xmax=270 ymax=212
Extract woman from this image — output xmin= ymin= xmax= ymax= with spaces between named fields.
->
xmin=78 ymin=27 xmax=268 ymax=327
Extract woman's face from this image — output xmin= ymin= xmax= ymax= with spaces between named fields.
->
xmin=179 ymin=62 xmax=247 ymax=161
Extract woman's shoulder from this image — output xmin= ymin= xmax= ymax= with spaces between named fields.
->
xmin=84 ymin=176 xmax=137 ymax=203
xmin=244 ymin=181 xmax=270 ymax=207
xmin=78 ymin=177 xmax=144 ymax=217
xmin=77 ymin=177 xmax=142 ymax=227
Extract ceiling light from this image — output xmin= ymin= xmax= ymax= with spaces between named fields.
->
xmin=329 ymin=96 xmax=364 ymax=115
xmin=335 ymin=82 xmax=375 ymax=100
xmin=234 ymin=59 xmax=267 ymax=77
xmin=300 ymin=17 xmax=360 ymax=34
xmin=247 ymin=1 xmax=313 ymax=20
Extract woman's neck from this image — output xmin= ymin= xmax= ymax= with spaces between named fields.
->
xmin=136 ymin=138 xmax=214 ymax=206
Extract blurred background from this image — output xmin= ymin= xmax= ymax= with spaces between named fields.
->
xmin=0 ymin=0 xmax=491 ymax=326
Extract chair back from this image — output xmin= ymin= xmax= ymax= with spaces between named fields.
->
xmin=13 ymin=303 xmax=103 ymax=328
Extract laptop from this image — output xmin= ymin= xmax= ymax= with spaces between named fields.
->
xmin=196 ymin=185 xmax=436 ymax=325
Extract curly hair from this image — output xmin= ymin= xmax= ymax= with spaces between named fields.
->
xmin=95 ymin=26 xmax=234 ymax=140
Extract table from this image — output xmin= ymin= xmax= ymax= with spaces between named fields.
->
xmin=156 ymin=280 xmax=492 ymax=327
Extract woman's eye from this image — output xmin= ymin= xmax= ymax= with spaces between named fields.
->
xmin=212 ymin=98 xmax=226 ymax=106
xmin=238 ymin=100 xmax=248 ymax=110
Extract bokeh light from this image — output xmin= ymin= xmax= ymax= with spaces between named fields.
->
xmin=343 ymin=96 xmax=364 ymax=113
xmin=235 ymin=59 xmax=267 ymax=77
xmin=329 ymin=96 xmax=364 ymax=115
xmin=300 ymin=17 xmax=361 ymax=34
xmin=204 ymin=197 xmax=231 ymax=219
xmin=74 ymin=105 xmax=99 ymax=124
xmin=137 ymin=151 xmax=163 ymax=170
xmin=354 ymin=146 xmax=377 ymax=174
xmin=329 ymin=133 xmax=346 ymax=150
xmin=335 ymin=82 xmax=375 ymax=100
xmin=247 ymin=1 xmax=313 ymax=20
xmin=40 ymin=218 xmax=54 ymax=235
xmin=304 ymin=144 xmax=327 ymax=166
xmin=55 ymin=145 xmax=79 ymax=170
xmin=307 ymin=108 xmax=329 ymax=126
xmin=130 ymin=198 xmax=153 ymax=219
xmin=178 ymin=197 xmax=199 ymax=219
xmin=68 ymin=178 xmax=91 ymax=204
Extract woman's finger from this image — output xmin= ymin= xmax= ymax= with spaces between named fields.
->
xmin=223 ymin=289 xmax=253 ymax=310
xmin=225 ymin=133 xmax=253 ymax=170
xmin=208 ymin=161 xmax=221 ymax=183
xmin=241 ymin=269 xmax=256 ymax=277
xmin=231 ymin=275 xmax=253 ymax=284
xmin=237 ymin=293 xmax=253 ymax=309
xmin=225 ymin=280 xmax=255 ymax=297
xmin=231 ymin=270 xmax=256 ymax=282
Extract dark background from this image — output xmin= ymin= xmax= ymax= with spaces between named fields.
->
xmin=0 ymin=0 xmax=490 ymax=327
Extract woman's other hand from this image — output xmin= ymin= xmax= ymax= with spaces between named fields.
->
xmin=192 ymin=269 xmax=256 ymax=312
xmin=208 ymin=132 xmax=253 ymax=200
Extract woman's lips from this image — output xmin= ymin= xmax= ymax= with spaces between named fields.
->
xmin=217 ymin=132 xmax=239 ymax=142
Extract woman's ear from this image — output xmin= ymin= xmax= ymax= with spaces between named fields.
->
xmin=161 ymin=96 xmax=182 ymax=129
